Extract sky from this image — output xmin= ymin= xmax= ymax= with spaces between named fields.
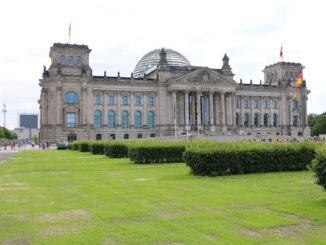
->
xmin=0 ymin=0 xmax=325 ymax=129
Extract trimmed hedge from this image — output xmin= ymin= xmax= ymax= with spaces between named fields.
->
xmin=313 ymin=145 xmax=326 ymax=190
xmin=129 ymin=141 xmax=187 ymax=164
xmin=184 ymin=142 xmax=316 ymax=176
xmin=104 ymin=142 xmax=129 ymax=158
xmin=89 ymin=141 xmax=105 ymax=154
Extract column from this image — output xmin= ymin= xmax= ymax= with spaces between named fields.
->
xmin=81 ymin=87 xmax=87 ymax=126
xmin=205 ymin=94 xmax=209 ymax=125
xmin=226 ymin=94 xmax=232 ymax=126
xmin=249 ymin=96 xmax=253 ymax=127
xmin=260 ymin=97 xmax=264 ymax=127
xmin=184 ymin=91 xmax=189 ymax=126
xmin=117 ymin=92 xmax=121 ymax=127
xmin=231 ymin=93 xmax=235 ymax=127
xmin=56 ymin=87 xmax=62 ymax=125
xmin=209 ymin=91 xmax=214 ymax=125
xmin=191 ymin=94 xmax=195 ymax=125
xmin=220 ymin=91 xmax=225 ymax=126
xmin=172 ymin=91 xmax=177 ymax=125
xmin=288 ymin=97 xmax=292 ymax=127
xmin=144 ymin=93 xmax=148 ymax=126
xmin=130 ymin=93 xmax=135 ymax=127
xmin=103 ymin=92 xmax=108 ymax=127
xmin=197 ymin=91 xmax=202 ymax=126
xmin=239 ymin=96 xmax=243 ymax=127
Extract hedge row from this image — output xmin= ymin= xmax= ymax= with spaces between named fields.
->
xmin=184 ymin=141 xmax=316 ymax=176
xmin=129 ymin=141 xmax=187 ymax=164
xmin=313 ymin=145 xmax=326 ymax=190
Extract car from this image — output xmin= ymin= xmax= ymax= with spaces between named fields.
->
xmin=57 ymin=139 xmax=68 ymax=150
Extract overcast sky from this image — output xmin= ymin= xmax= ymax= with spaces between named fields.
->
xmin=0 ymin=0 xmax=325 ymax=129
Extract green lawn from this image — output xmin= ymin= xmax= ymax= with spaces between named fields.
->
xmin=0 ymin=150 xmax=325 ymax=245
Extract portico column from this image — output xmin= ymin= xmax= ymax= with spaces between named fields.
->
xmin=269 ymin=97 xmax=273 ymax=127
xmin=81 ymin=87 xmax=87 ymax=126
xmin=103 ymin=92 xmax=108 ymax=127
xmin=56 ymin=87 xmax=62 ymax=125
xmin=249 ymin=96 xmax=253 ymax=127
xmin=144 ymin=93 xmax=148 ymax=126
xmin=184 ymin=91 xmax=189 ymax=126
xmin=239 ymin=96 xmax=243 ymax=127
xmin=172 ymin=91 xmax=177 ymax=127
xmin=209 ymin=91 xmax=214 ymax=125
xmin=197 ymin=91 xmax=202 ymax=126
xmin=117 ymin=93 xmax=121 ymax=127
xmin=130 ymin=93 xmax=135 ymax=127
xmin=220 ymin=91 xmax=225 ymax=126
xmin=260 ymin=97 xmax=264 ymax=127
xmin=231 ymin=93 xmax=236 ymax=127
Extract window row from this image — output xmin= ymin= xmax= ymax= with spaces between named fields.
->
xmin=236 ymin=98 xmax=278 ymax=109
xmin=66 ymin=110 xmax=155 ymax=128
xmin=235 ymin=113 xmax=278 ymax=127
xmin=59 ymin=55 xmax=82 ymax=65
xmin=96 ymin=95 xmax=155 ymax=106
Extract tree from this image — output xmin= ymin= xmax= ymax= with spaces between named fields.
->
xmin=308 ymin=113 xmax=318 ymax=128
xmin=312 ymin=114 xmax=326 ymax=136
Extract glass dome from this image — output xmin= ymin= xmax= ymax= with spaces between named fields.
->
xmin=133 ymin=48 xmax=190 ymax=78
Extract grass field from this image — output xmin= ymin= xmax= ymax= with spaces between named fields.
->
xmin=0 ymin=150 xmax=325 ymax=245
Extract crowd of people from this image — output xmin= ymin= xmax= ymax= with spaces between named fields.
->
xmin=0 ymin=141 xmax=51 ymax=151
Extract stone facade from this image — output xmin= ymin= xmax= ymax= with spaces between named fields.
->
xmin=39 ymin=43 xmax=310 ymax=142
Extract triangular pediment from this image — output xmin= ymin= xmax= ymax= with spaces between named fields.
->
xmin=171 ymin=67 xmax=236 ymax=85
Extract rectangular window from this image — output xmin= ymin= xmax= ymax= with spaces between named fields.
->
xmin=122 ymin=96 xmax=129 ymax=105
xmin=264 ymin=100 xmax=269 ymax=109
xmin=135 ymin=96 xmax=141 ymax=106
xmin=236 ymin=99 xmax=240 ymax=108
xmin=292 ymin=100 xmax=298 ymax=109
xmin=148 ymin=96 xmax=154 ymax=106
xmin=243 ymin=99 xmax=249 ymax=109
xmin=253 ymin=100 xmax=259 ymax=109
xmin=293 ymin=115 xmax=298 ymax=127
xmin=273 ymin=100 xmax=278 ymax=109
xmin=95 ymin=95 xmax=101 ymax=104
xmin=66 ymin=112 xmax=76 ymax=127
xmin=108 ymin=96 xmax=115 ymax=105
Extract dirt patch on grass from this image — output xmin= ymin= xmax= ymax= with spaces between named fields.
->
xmin=39 ymin=209 xmax=89 ymax=222
xmin=0 ymin=182 xmax=28 ymax=191
xmin=153 ymin=242 xmax=183 ymax=245
xmin=239 ymin=227 xmax=261 ymax=237
xmin=39 ymin=224 xmax=80 ymax=237
xmin=206 ymin=234 xmax=219 ymax=241
xmin=0 ymin=233 xmax=31 ymax=245
xmin=263 ymin=223 xmax=312 ymax=235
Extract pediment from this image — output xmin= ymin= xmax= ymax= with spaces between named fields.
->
xmin=171 ymin=68 xmax=236 ymax=85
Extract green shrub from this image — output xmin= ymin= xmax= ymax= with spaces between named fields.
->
xmin=78 ymin=141 xmax=91 ymax=152
xmin=129 ymin=141 xmax=187 ymax=164
xmin=89 ymin=141 xmax=105 ymax=154
xmin=104 ymin=142 xmax=129 ymax=158
xmin=184 ymin=142 xmax=316 ymax=176
xmin=313 ymin=145 xmax=326 ymax=190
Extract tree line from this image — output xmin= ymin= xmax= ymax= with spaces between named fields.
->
xmin=308 ymin=112 xmax=326 ymax=136
xmin=0 ymin=127 xmax=18 ymax=140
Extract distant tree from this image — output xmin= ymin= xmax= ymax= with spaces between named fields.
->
xmin=32 ymin=135 xmax=38 ymax=142
xmin=0 ymin=127 xmax=17 ymax=140
xmin=308 ymin=113 xmax=318 ymax=128
xmin=312 ymin=114 xmax=326 ymax=136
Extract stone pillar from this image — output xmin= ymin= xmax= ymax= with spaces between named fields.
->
xmin=249 ymin=96 xmax=253 ymax=127
xmin=269 ymin=97 xmax=273 ymax=127
xmin=215 ymin=93 xmax=219 ymax=126
xmin=103 ymin=92 xmax=108 ymax=127
xmin=197 ymin=91 xmax=202 ymax=126
xmin=239 ymin=96 xmax=243 ymax=127
xmin=144 ymin=93 xmax=148 ymax=126
xmin=172 ymin=90 xmax=177 ymax=125
xmin=191 ymin=94 xmax=195 ymax=125
xmin=56 ymin=87 xmax=62 ymax=125
xmin=81 ymin=87 xmax=87 ymax=126
xmin=260 ymin=97 xmax=264 ymax=127
xmin=226 ymin=94 xmax=232 ymax=126
xmin=204 ymin=94 xmax=209 ymax=125
xmin=130 ymin=93 xmax=135 ymax=127
xmin=220 ymin=91 xmax=225 ymax=127
xmin=288 ymin=96 xmax=293 ymax=127
xmin=231 ymin=93 xmax=235 ymax=127
xmin=185 ymin=91 xmax=189 ymax=126
xmin=117 ymin=92 xmax=121 ymax=127
xmin=209 ymin=91 xmax=214 ymax=126
xmin=41 ymin=89 xmax=48 ymax=125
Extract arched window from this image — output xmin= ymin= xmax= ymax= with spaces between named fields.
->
xmin=60 ymin=55 xmax=65 ymax=64
xmin=236 ymin=113 xmax=240 ymax=127
xmin=64 ymin=91 xmax=79 ymax=104
xmin=69 ymin=55 xmax=74 ymax=64
xmin=77 ymin=56 xmax=82 ymax=65
xmin=273 ymin=113 xmax=278 ymax=127
xmin=135 ymin=111 xmax=142 ymax=128
xmin=264 ymin=113 xmax=269 ymax=127
xmin=121 ymin=111 xmax=129 ymax=128
xmin=254 ymin=113 xmax=259 ymax=127
xmin=147 ymin=111 xmax=154 ymax=128
xmin=244 ymin=113 xmax=249 ymax=128
xmin=94 ymin=110 xmax=102 ymax=128
xmin=108 ymin=110 xmax=115 ymax=128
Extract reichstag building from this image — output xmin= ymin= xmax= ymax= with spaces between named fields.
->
xmin=39 ymin=43 xmax=310 ymax=142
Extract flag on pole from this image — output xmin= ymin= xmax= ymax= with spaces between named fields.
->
xmin=280 ymin=46 xmax=283 ymax=61
xmin=68 ymin=22 xmax=71 ymax=44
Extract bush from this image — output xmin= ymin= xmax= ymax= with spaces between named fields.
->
xmin=77 ymin=141 xmax=91 ymax=152
xmin=89 ymin=141 xmax=105 ymax=154
xmin=184 ymin=141 xmax=316 ymax=176
xmin=313 ymin=145 xmax=326 ymax=190
xmin=129 ymin=141 xmax=187 ymax=164
xmin=104 ymin=142 xmax=129 ymax=158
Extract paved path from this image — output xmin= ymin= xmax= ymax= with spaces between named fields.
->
xmin=0 ymin=151 xmax=17 ymax=165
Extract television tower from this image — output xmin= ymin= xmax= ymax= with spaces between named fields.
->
xmin=2 ymin=103 xmax=7 ymax=128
